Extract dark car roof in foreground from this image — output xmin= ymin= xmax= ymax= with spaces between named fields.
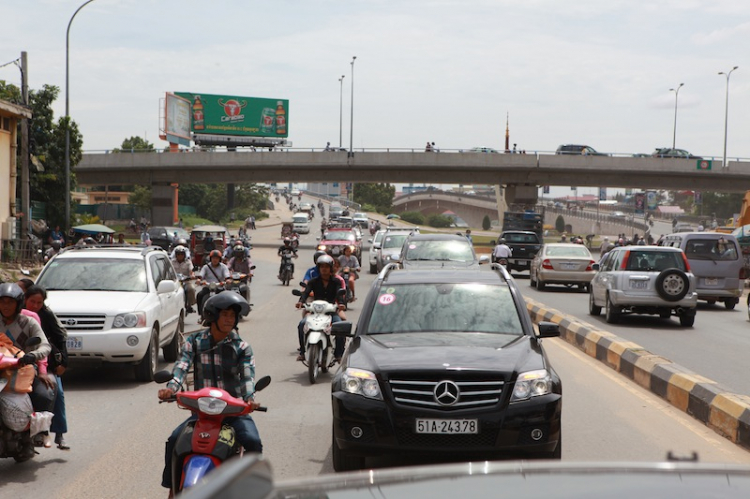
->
xmin=405 ymin=234 xmax=470 ymax=241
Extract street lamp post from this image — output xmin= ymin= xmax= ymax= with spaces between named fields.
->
xmin=66 ymin=0 xmax=98 ymax=235
xmin=338 ymin=75 xmax=345 ymax=148
xmin=669 ymin=83 xmax=684 ymax=149
xmin=349 ymin=56 xmax=356 ymax=156
xmin=719 ymin=66 xmax=738 ymax=168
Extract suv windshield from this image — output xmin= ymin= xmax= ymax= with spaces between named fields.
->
xmin=404 ymin=240 xmax=474 ymax=261
xmin=505 ymin=233 xmax=539 ymax=243
xmin=623 ymin=250 xmax=686 ymax=272
xmin=383 ymin=234 xmax=408 ymax=249
xmin=38 ymin=258 xmax=148 ymax=292
xmin=367 ymin=283 xmax=523 ymax=335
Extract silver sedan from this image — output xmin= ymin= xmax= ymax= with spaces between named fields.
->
xmin=529 ymin=243 xmax=596 ymax=292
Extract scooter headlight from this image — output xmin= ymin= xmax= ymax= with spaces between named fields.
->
xmin=312 ymin=302 xmax=326 ymax=314
xmin=197 ymin=397 xmax=228 ymax=415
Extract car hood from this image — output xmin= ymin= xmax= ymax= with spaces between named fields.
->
xmin=45 ymin=291 xmax=152 ymax=314
xmin=352 ymin=332 xmax=540 ymax=374
xmin=320 ymin=239 xmax=358 ymax=245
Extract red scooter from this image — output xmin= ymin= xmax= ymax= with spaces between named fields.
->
xmin=155 ymin=371 xmax=270 ymax=494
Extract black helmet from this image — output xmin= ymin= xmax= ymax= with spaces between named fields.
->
xmin=316 ymin=254 xmax=334 ymax=271
xmin=313 ymin=250 xmax=327 ymax=264
xmin=51 ymin=240 xmax=61 ymax=250
xmin=203 ymin=292 xmax=250 ymax=329
xmin=0 ymin=283 xmax=24 ymax=318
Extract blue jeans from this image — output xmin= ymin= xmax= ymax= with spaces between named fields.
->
xmin=50 ymin=375 xmax=67 ymax=434
xmin=297 ymin=313 xmax=344 ymax=357
xmin=161 ymin=414 xmax=262 ymax=489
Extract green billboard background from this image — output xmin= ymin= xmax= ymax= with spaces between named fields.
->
xmin=175 ymin=92 xmax=289 ymax=138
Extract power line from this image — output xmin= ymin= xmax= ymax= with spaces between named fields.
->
xmin=0 ymin=57 xmax=21 ymax=70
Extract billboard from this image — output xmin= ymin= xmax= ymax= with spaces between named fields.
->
xmin=164 ymin=93 xmax=191 ymax=146
xmin=175 ymin=92 xmax=289 ymax=138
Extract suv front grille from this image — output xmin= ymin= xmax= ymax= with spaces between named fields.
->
xmin=57 ymin=314 xmax=107 ymax=331
xmin=389 ymin=377 xmax=504 ymax=410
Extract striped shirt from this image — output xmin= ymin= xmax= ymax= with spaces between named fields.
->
xmin=167 ymin=328 xmax=255 ymax=401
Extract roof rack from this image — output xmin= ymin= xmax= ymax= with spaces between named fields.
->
xmin=59 ymin=243 xmax=166 ymax=256
xmin=378 ymin=263 xmax=400 ymax=281
xmin=489 ymin=262 xmax=512 ymax=281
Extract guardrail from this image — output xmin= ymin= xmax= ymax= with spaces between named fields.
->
xmin=80 ymin=147 xmax=747 ymax=162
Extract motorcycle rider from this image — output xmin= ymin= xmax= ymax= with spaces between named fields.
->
xmin=196 ymin=250 xmax=231 ymax=318
xmin=171 ymin=245 xmax=196 ymax=314
xmin=295 ymin=255 xmax=346 ymax=362
xmin=228 ymin=244 xmax=253 ymax=303
xmin=158 ymin=292 xmax=262 ymax=492
xmin=169 ymin=238 xmax=191 ymax=260
xmin=492 ymin=238 xmax=512 ymax=263
xmin=277 ymin=237 xmax=298 ymax=280
xmin=44 ymin=240 xmax=62 ymax=262
xmin=0 ymin=283 xmax=51 ymax=461
xmin=302 ymin=250 xmax=328 ymax=285
xmin=337 ymin=246 xmax=360 ymax=302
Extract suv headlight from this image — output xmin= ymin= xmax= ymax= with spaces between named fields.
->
xmin=341 ymin=368 xmax=382 ymax=400
xmin=511 ymin=369 xmax=552 ymax=402
xmin=113 ymin=312 xmax=147 ymax=328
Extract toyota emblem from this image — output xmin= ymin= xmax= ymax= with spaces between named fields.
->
xmin=64 ymin=318 xmax=78 ymax=327
xmin=433 ymin=380 xmax=460 ymax=406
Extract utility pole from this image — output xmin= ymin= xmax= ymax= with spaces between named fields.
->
xmin=20 ymin=51 xmax=30 ymax=240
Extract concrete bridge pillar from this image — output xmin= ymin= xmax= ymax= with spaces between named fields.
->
xmin=151 ymin=183 xmax=177 ymax=226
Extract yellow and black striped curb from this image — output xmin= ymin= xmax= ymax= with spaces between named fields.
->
xmin=525 ymin=298 xmax=750 ymax=451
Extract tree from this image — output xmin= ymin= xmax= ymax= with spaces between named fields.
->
xmin=555 ymin=215 xmax=565 ymax=233
xmin=129 ymin=185 xmax=152 ymax=214
xmin=482 ymin=215 xmax=491 ymax=230
xmin=428 ymin=214 xmax=453 ymax=228
xmin=114 ymin=136 xmax=154 ymax=152
xmin=353 ymin=183 xmax=395 ymax=212
xmin=401 ymin=211 xmax=425 ymax=225
xmin=0 ymin=82 xmax=84 ymax=228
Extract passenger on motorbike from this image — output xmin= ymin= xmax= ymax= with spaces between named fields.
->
xmin=222 ymin=239 xmax=237 ymax=262
xmin=492 ymin=238 xmax=512 ymax=263
xmin=295 ymin=255 xmax=346 ymax=362
xmin=302 ymin=250 xmax=327 ymax=286
xmin=158 ymin=292 xmax=262 ymax=491
xmin=44 ymin=240 xmax=62 ymax=262
xmin=277 ymin=238 xmax=298 ymax=280
xmin=171 ymin=246 xmax=196 ymax=313
xmin=196 ymin=250 xmax=231 ymax=317
xmin=0 ymin=283 xmax=51 ymax=460
xmin=337 ymin=246 xmax=361 ymax=302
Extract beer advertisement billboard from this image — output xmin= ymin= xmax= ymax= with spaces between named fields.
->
xmin=175 ymin=92 xmax=289 ymax=138
xmin=164 ymin=93 xmax=191 ymax=146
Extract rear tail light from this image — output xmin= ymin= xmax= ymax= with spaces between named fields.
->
xmin=585 ymin=259 xmax=595 ymax=271
xmin=620 ymin=250 xmax=631 ymax=270
xmin=680 ymin=252 xmax=691 ymax=272
xmin=740 ymin=267 xmax=746 ymax=280
xmin=542 ymin=259 xmax=553 ymax=269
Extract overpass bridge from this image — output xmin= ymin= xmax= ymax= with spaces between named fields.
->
xmin=75 ymin=150 xmax=750 ymax=225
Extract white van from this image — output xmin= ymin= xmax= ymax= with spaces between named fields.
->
xmin=661 ymin=232 xmax=744 ymax=309
xmin=292 ymin=214 xmax=310 ymax=234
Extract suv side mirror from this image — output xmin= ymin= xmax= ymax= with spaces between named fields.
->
xmin=536 ymin=321 xmax=560 ymax=338
xmin=479 ymin=255 xmax=490 ymax=264
xmin=592 ymin=263 xmax=600 ymax=271
xmin=331 ymin=321 xmax=354 ymax=337
xmin=157 ymin=280 xmax=177 ymax=294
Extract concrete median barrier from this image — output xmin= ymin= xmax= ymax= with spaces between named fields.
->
xmin=526 ymin=297 xmax=750 ymax=451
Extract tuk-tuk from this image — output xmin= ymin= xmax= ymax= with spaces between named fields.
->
xmin=190 ymin=225 xmax=228 ymax=268
xmin=281 ymin=221 xmax=294 ymax=239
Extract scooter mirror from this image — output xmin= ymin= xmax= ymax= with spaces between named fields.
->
xmin=291 ymin=289 xmax=302 ymax=296
xmin=25 ymin=337 xmax=42 ymax=348
xmin=154 ymin=370 xmax=174 ymax=384
xmin=255 ymin=375 xmax=271 ymax=392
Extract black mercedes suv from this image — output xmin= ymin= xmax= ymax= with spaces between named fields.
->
xmin=330 ymin=264 xmax=562 ymax=471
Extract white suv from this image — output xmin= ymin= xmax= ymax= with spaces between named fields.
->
xmin=36 ymin=245 xmax=185 ymax=381
xmin=589 ymin=246 xmax=698 ymax=327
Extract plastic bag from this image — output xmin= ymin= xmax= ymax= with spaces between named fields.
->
xmin=0 ymin=391 xmax=33 ymax=432
xmin=29 ymin=411 xmax=54 ymax=439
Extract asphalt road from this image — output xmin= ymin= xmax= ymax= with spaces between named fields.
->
xmin=2 ymin=200 xmax=749 ymax=498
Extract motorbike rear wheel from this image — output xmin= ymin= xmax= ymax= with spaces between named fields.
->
xmin=307 ymin=343 xmax=321 ymax=384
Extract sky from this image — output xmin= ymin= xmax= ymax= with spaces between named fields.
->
xmin=2 ymin=0 xmax=749 ymax=199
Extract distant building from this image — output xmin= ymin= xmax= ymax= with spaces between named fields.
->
xmin=0 ymin=99 xmax=32 ymax=239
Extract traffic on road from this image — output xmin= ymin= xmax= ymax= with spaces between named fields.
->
xmin=2 ymin=193 xmax=750 ymax=498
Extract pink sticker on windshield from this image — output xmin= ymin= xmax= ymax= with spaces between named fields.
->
xmin=408 ymin=244 xmax=417 ymax=249
xmin=378 ymin=294 xmax=396 ymax=305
